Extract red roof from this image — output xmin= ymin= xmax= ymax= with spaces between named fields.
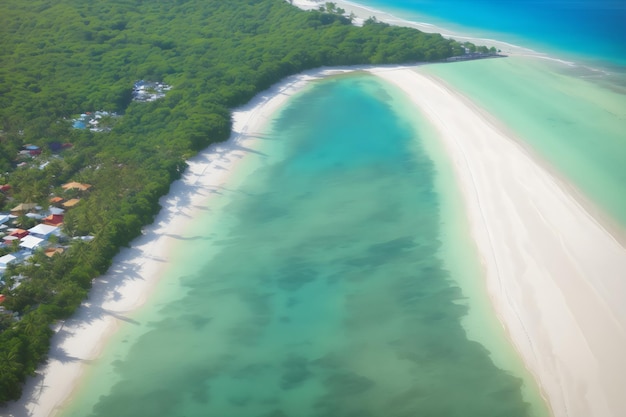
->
xmin=43 ymin=214 xmax=64 ymax=226
xmin=9 ymin=229 xmax=29 ymax=239
xmin=0 ymin=185 xmax=11 ymax=192
xmin=0 ymin=294 xmax=6 ymax=304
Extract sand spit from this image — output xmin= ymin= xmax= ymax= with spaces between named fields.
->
xmin=372 ymin=66 xmax=626 ymax=417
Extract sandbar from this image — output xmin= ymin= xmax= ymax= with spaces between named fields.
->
xmin=371 ymin=66 xmax=626 ymax=417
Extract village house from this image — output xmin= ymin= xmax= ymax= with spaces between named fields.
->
xmin=19 ymin=235 xmax=45 ymax=251
xmin=2 ymin=235 xmax=18 ymax=245
xmin=62 ymin=198 xmax=81 ymax=209
xmin=43 ymin=213 xmax=64 ymax=226
xmin=24 ymin=145 xmax=41 ymax=156
xmin=9 ymin=229 xmax=29 ymax=240
xmin=28 ymin=224 xmax=59 ymax=240
xmin=44 ymin=247 xmax=64 ymax=258
xmin=49 ymin=196 xmax=64 ymax=206
xmin=10 ymin=203 xmax=37 ymax=216
xmin=0 ymin=254 xmax=17 ymax=269
xmin=62 ymin=182 xmax=92 ymax=192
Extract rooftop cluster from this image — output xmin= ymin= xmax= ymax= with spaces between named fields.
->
xmin=71 ymin=110 xmax=119 ymax=132
xmin=132 ymin=80 xmax=172 ymax=102
xmin=0 ymin=181 xmax=93 ymax=285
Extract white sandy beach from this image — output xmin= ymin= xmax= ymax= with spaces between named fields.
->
xmin=371 ymin=67 xmax=626 ymax=417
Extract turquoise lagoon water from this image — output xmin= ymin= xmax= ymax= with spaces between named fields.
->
xmin=421 ymin=57 xmax=626 ymax=229
xmin=351 ymin=0 xmax=626 ymax=230
xmin=60 ymin=75 xmax=549 ymax=416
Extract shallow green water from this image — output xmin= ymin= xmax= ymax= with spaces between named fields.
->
xmin=421 ymin=57 xmax=626 ymax=229
xmin=60 ymin=74 xmax=548 ymax=417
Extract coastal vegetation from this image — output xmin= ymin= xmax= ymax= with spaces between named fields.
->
xmin=0 ymin=0 xmax=474 ymax=403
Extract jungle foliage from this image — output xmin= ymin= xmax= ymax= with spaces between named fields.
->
xmin=0 ymin=0 xmax=469 ymax=403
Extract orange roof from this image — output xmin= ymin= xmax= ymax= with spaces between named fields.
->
xmin=49 ymin=196 xmax=64 ymax=204
xmin=9 ymin=229 xmax=29 ymax=239
xmin=62 ymin=182 xmax=92 ymax=192
xmin=62 ymin=198 xmax=81 ymax=208
xmin=44 ymin=247 xmax=64 ymax=257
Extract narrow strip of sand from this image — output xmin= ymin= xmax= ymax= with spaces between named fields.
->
xmin=371 ymin=66 xmax=626 ymax=417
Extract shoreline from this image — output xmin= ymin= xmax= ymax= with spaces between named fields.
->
xmin=291 ymin=0 xmax=624 ymax=75
xmin=0 ymin=68 xmax=342 ymax=417
xmin=422 ymin=62 xmax=626 ymax=248
xmin=291 ymin=0 xmax=537 ymax=56
xmin=371 ymin=66 xmax=626 ymax=417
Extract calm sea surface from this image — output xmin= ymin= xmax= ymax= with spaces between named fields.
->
xmin=356 ymin=0 xmax=626 ymax=65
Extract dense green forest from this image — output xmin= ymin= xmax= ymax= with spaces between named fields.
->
xmin=0 ymin=0 xmax=471 ymax=403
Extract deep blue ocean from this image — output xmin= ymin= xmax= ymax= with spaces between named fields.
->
xmin=359 ymin=0 xmax=626 ymax=65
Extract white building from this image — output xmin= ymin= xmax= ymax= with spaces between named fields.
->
xmin=19 ymin=235 xmax=45 ymax=251
xmin=28 ymin=224 xmax=59 ymax=239
xmin=0 ymin=254 xmax=17 ymax=269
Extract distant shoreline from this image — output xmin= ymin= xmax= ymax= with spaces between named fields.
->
xmin=291 ymin=0 xmax=535 ymax=56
